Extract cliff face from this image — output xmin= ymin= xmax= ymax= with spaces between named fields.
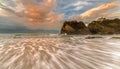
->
xmin=88 ymin=18 xmax=120 ymax=34
xmin=60 ymin=18 xmax=120 ymax=35
xmin=60 ymin=21 xmax=91 ymax=35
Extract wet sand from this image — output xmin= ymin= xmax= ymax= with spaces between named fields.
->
xmin=0 ymin=35 xmax=120 ymax=69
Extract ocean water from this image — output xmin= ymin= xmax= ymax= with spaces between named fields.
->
xmin=0 ymin=34 xmax=120 ymax=69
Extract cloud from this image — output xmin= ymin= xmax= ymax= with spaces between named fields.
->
xmin=71 ymin=2 xmax=120 ymax=22
xmin=18 ymin=0 xmax=63 ymax=30
xmin=106 ymin=12 xmax=120 ymax=18
xmin=73 ymin=1 xmax=92 ymax=11
xmin=0 ymin=0 xmax=63 ymax=30
xmin=74 ymin=6 xmax=84 ymax=11
xmin=0 ymin=8 xmax=6 ymax=16
xmin=80 ymin=3 xmax=119 ymax=18
xmin=73 ymin=1 xmax=91 ymax=6
xmin=63 ymin=1 xmax=91 ymax=10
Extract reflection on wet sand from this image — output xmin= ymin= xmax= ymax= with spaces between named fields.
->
xmin=0 ymin=35 xmax=120 ymax=69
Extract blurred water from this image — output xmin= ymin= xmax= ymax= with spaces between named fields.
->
xmin=0 ymin=34 xmax=120 ymax=69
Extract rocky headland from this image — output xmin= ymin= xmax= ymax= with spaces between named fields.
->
xmin=60 ymin=18 xmax=120 ymax=35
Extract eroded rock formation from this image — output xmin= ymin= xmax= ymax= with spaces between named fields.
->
xmin=61 ymin=18 xmax=120 ymax=35
xmin=60 ymin=21 xmax=90 ymax=35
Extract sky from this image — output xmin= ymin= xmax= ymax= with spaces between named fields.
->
xmin=0 ymin=0 xmax=120 ymax=33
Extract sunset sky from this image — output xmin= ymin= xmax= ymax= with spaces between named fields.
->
xmin=0 ymin=0 xmax=120 ymax=33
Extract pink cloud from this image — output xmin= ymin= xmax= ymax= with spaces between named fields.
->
xmin=71 ymin=3 xmax=120 ymax=22
xmin=80 ymin=3 xmax=119 ymax=18
xmin=17 ymin=0 xmax=63 ymax=30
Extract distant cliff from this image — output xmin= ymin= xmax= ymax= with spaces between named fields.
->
xmin=60 ymin=18 xmax=120 ymax=35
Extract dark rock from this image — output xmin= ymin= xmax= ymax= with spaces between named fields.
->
xmin=60 ymin=21 xmax=91 ymax=35
xmin=60 ymin=18 xmax=120 ymax=35
xmin=88 ymin=18 xmax=120 ymax=34
xmin=112 ymin=37 xmax=120 ymax=39
xmin=85 ymin=36 xmax=103 ymax=39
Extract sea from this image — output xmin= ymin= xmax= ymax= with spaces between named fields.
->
xmin=0 ymin=34 xmax=120 ymax=69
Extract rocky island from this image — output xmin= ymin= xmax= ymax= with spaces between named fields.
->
xmin=60 ymin=18 xmax=120 ymax=35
